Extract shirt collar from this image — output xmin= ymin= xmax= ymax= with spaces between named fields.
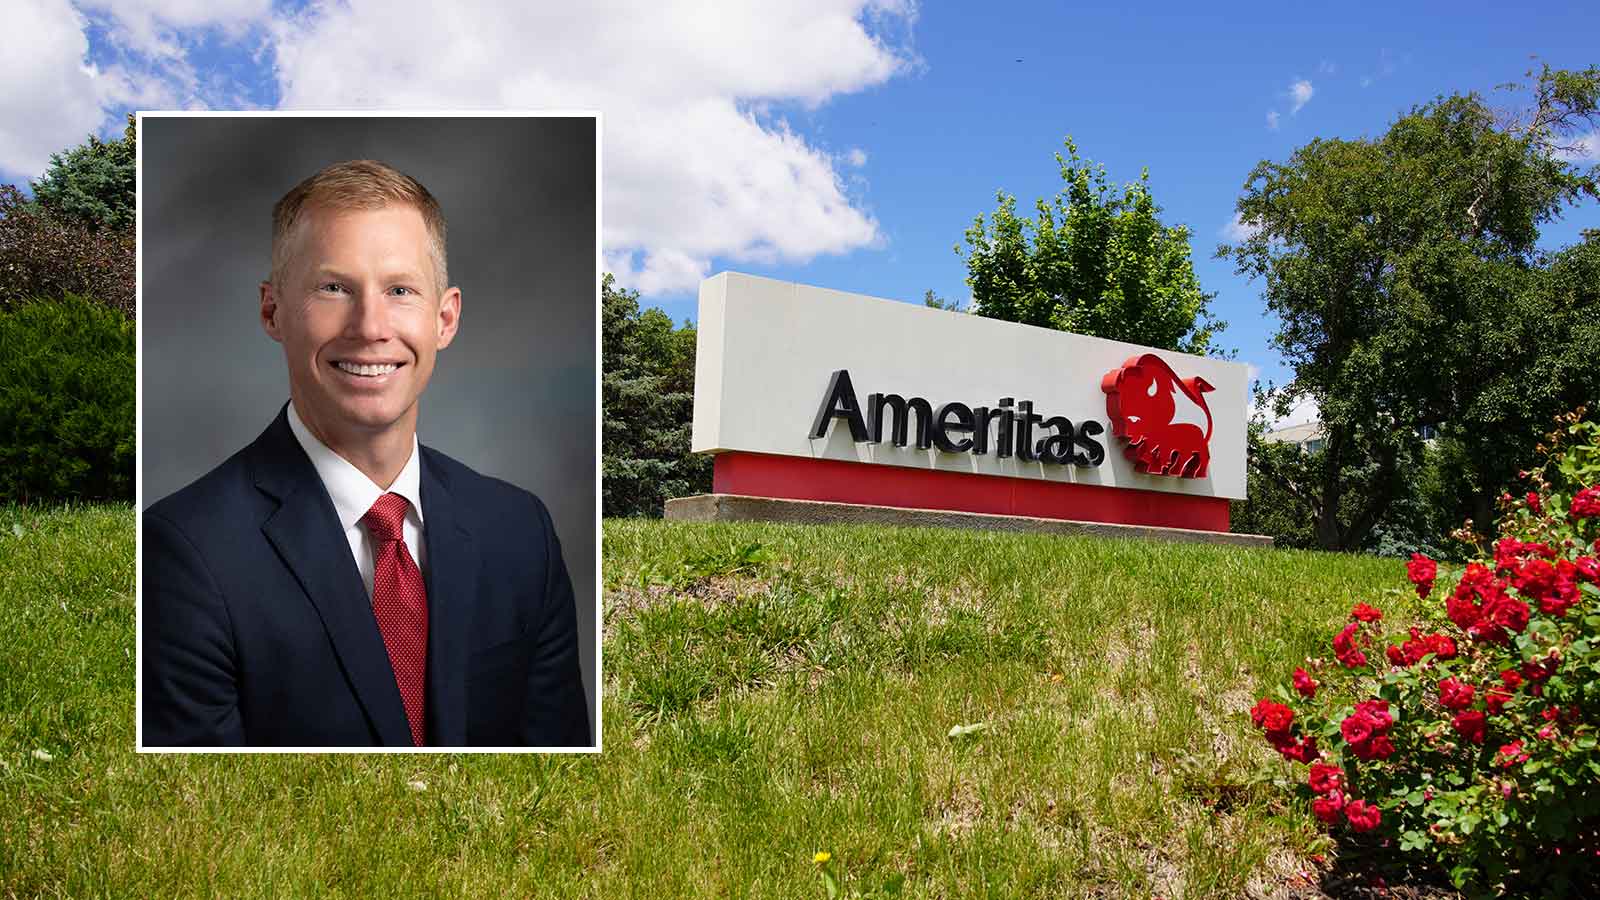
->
xmin=287 ymin=402 xmax=424 ymax=532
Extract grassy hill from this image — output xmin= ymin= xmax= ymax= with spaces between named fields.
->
xmin=4 ymin=510 xmax=1438 ymax=898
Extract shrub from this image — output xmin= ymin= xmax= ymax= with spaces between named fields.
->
xmin=0 ymin=185 xmax=135 ymax=318
xmin=1251 ymin=409 xmax=1600 ymax=893
xmin=0 ymin=295 xmax=134 ymax=502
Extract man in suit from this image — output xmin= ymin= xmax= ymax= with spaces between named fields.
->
xmin=141 ymin=160 xmax=591 ymax=748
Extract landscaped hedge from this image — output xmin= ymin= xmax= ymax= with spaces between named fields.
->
xmin=0 ymin=295 xmax=134 ymax=502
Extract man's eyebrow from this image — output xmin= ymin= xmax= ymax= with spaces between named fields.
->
xmin=307 ymin=266 xmax=430 ymax=284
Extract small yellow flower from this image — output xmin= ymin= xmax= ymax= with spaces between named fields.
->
xmin=813 ymin=852 xmax=831 ymax=864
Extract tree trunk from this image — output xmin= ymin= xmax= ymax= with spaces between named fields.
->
xmin=1315 ymin=424 xmax=1346 ymax=551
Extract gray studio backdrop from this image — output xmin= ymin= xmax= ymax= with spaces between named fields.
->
xmin=139 ymin=115 xmax=598 ymax=732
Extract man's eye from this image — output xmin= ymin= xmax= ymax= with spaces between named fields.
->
xmin=319 ymin=283 xmax=347 ymax=294
xmin=389 ymin=286 xmax=418 ymax=297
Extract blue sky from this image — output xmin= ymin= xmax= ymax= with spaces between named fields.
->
xmin=4 ymin=1 xmax=1596 ymax=415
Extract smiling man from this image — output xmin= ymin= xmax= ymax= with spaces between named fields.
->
xmin=142 ymin=160 xmax=591 ymax=748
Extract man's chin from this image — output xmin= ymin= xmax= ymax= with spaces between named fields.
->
xmin=302 ymin=398 xmax=417 ymax=439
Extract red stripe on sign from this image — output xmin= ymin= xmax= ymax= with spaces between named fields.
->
xmin=711 ymin=451 xmax=1230 ymax=532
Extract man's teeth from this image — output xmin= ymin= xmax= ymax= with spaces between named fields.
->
xmin=336 ymin=362 xmax=399 ymax=376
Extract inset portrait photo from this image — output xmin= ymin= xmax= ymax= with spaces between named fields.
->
xmin=137 ymin=112 xmax=598 ymax=751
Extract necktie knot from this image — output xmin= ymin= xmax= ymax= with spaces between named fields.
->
xmin=363 ymin=493 xmax=410 ymax=543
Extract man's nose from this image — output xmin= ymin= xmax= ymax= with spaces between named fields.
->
xmin=346 ymin=288 xmax=392 ymax=342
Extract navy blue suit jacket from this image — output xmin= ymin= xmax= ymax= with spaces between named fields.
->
xmin=141 ymin=408 xmax=591 ymax=747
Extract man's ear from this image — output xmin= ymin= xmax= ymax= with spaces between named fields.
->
xmin=260 ymin=280 xmax=284 ymax=342
xmin=435 ymin=286 xmax=462 ymax=350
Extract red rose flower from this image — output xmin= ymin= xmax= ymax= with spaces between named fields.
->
xmin=1494 ymin=538 xmax=1527 ymax=573
xmin=1345 ymin=799 xmax=1381 ymax=832
xmin=1351 ymin=602 xmax=1382 ymax=623
xmin=1570 ymin=485 xmax=1600 ymax=519
xmin=1333 ymin=622 xmax=1368 ymax=669
xmin=1438 ymin=677 xmax=1475 ymax=710
xmin=1292 ymin=667 xmax=1319 ymax=699
xmin=1456 ymin=562 xmax=1497 ymax=600
xmin=1406 ymin=553 xmax=1437 ymax=598
xmin=1312 ymin=792 xmax=1345 ymax=823
xmin=1350 ymin=734 xmax=1395 ymax=761
xmin=1428 ymin=634 xmax=1457 ymax=660
xmin=1484 ymin=686 xmax=1513 ymax=715
xmin=1496 ymin=740 xmax=1529 ymax=768
xmin=1538 ymin=562 xmax=1581 ymax=616
xmin=1446 ymin=591 xmax=1483 ymax=630
xmin=1308 ymin=762 xmax=1343 ymax=795
xmin=1251 ymin=698 xmax=1294 ymax=737
xmin=1452 ymin=709 xmax=1487 ymax=744
xmin=1527 ymin=491 xmax=1542 ymax=514
xmin=1341 ymin=714 xmax=1373 ymax=746
xmin=1485 ymin=594 xmax=1530 ymax=635
xmin=1385 ymin=644 xmax=1406 ymax=666
xmin=1521 ymin=656 xmax=1558 ymax=684
xmin=1574 ymin=556 xmax=1600 ymax=583
xmin=1274 ymin=734 xmax=1318 ymax=763
xmin=1499 ymin=669 xmax=1524 ymax=691
xmin=1354 ymin=699 xmax=1392 ymax=731
xmin=1513 ymin=558 xmax=1557 ymax=601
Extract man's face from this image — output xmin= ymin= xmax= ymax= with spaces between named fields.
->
xmin=261 ymin=203 xmax=460 ymax=448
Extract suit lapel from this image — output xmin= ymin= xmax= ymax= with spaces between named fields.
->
xmin=419 ymin=448 xmax=477 ymax=746
xmin=250 ymin=407 xmax=413 ymax=747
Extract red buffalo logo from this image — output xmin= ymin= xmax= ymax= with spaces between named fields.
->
xmin=1101 ymin=353 xmax=1214 ymax=478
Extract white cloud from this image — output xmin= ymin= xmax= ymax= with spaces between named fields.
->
xmin=1289 ymin=79 xmax=1314 ymax=114
xmin=268 ymin=0 xmax=914 ymax=294
xmin=0 ymin=0 xmax=279 ymax=177
xmin=80 ymin=0 xmax=271 ymax=61
xmin=1266 ymin=110 xmax=1281 ymax=130
xmin=3 ymin=1 xmax=911 ymax=294
xmin=1555 ymin=132 xmax=1600 ymax=162
xmin=1221 ymin=212 xmax=1260 ymax=242
xmin=0 ymin=0 xmax=135 ymax=177
xmin=1360 ymin=49 xmax=1398 ymax=89
xmin=1251 ymin=390 xmax=1320 ymax=431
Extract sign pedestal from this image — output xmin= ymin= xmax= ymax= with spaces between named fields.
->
xmin=665 ymin=493 xmax=1272 ymax=548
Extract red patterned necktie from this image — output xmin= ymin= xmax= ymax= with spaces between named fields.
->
xmin=363 ymin=492 xmax=428 ymax=746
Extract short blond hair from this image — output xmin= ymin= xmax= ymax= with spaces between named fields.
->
xmin=270 ymin=159 xmax=448 ymax=292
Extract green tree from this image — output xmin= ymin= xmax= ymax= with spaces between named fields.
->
xmin=958 ymin=137 xmax=1225 ymax=355
xmin=1224 ymin=65 xmax=1600 ymax=551
xmin=30 ymin=114 xmax=136 ymax=231
xmin=922 ymin=288 xmax=966 ymax=312
xmin=601 ymin=274 xmax=710 ymax=517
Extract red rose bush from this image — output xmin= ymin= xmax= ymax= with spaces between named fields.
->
xmin=1252 ymin=413 xmax=1600 ymax=891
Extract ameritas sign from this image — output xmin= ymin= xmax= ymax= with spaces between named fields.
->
xmin=684 ymin=273 xmax=1250 ymax=533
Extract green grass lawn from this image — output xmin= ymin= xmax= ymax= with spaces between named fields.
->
xmin=4 ymin=509 xmax=1433 ymax=898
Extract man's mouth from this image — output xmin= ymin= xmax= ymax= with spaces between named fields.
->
xmin=333 ymin=361 xmax=403 ymax=377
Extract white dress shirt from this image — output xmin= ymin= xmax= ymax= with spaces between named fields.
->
xmin=286 ymin=402 xmax=427 ymax=599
